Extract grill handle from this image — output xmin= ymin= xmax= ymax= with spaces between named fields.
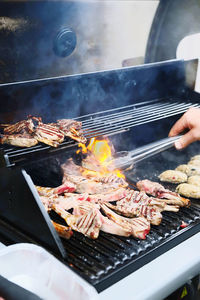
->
xmin=108 ymin=135 xmax=182 ymax=171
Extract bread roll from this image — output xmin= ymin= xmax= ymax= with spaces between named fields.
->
xmin=176 ymin=183 xmax=200 ymax=199
xmin=159 ymin=170 xmax=187 ymax=184
xmin=175 ymin=164 xmax=200 ymax=176
xmin=187 ymin=175 xmax=200 ymax=187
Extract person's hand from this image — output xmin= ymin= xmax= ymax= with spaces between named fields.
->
xmin=169 ymin=107 xmax=200 ymax=149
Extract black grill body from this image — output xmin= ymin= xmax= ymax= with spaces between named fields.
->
xmin=0 ymin=59 xmax=200 ymax=292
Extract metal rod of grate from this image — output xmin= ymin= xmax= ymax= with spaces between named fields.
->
xmin=81 ymin=99 xmax=200 ymax=138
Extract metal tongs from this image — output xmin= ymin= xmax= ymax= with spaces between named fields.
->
xmin=107 ymin=135 xmax=182 ymax=171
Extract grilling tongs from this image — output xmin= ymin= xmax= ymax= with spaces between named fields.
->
xmin=107 ymin=135 xmax=182 ymax=171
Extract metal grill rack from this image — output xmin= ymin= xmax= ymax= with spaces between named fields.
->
xmin=80 ymin=98 xmax=200 ymax=138
xmin=43 ymin=203 xmax=200 ymax=291
xmin=1 ymin=98 xmax=200 ymax=167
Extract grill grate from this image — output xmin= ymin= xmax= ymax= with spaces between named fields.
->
xmin=60 ymin=203 xmax=200 ymax=291
xmin=1 ymin=98 xmax=200 ymax=167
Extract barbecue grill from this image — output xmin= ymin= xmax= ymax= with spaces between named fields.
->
xmin=0 ymin=58 xmax=200 ymax=298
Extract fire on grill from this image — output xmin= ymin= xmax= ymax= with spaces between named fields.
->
xmin=35 ymin=136 xmax=191 ymax=240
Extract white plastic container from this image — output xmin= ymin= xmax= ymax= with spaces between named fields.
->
xmin=0 ymin=243 xmax=98 ymax=300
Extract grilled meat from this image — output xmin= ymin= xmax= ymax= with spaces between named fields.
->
xmin=137 ymin=179 xmax=190 ymax=207
xmin=106 ymin=193 xmax=163 ymax=226
xmin=101 ymin=204 xmax=150 ymax=239
xmin=57 ymin=119 xmax=86 ymax=143
xmin=36 ymin=180 xmax=76 ymax=196
xmin=1 ymin=117 xmax=34 ymax=135
xmin=53 ymin=204 xmax=102 ymax=239
xmin=34 ymin=118 xmax=65 ymax=147
xmin=52 ymin=221 xmax=73 ymax=239
xmin=0 ymin=133 xmax=38 ymax=147
xmin=62 ymin=158 xmax=128 ymax=188
xmin=64 ymin=174 xmax=126 ymax=194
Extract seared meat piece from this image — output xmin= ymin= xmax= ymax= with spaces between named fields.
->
xmin=2 ymin=117 xmax=34 ymax=135
xmin=64 ymin=173 xmax=127 ymax=194
xmin=106 ymin=192 xmax=163 ymax=226
xmin=86 ymin=187 xmax=127 ymax=202
xmin=73 ymin=200 xmax=132 ymax=237
xmin=40 ymin=195 xmax=55 ymax=211
xmin=52 ymin=221 xmax=73 ymax=239
xmin=36 ymin=180 xmax=76 ymax=196
xmin=101 ymin=204 xmax=150 ymax=239
xmin=137 ymin=179 xmax=190 ymax=207
xmin=53 ymin=204 xmax=102 ymax=239
xmin=62 ymin=158 xmax=128 ymax=187
xmin=94 ymin=174 xmax=128 ymax=187
xmin=34 ymin=118 xmax=64 ymax=147
xmin=57 ymin=119 xmax=86 ymax=143
xmin=0 ymin=133 xmax=38 ymax=147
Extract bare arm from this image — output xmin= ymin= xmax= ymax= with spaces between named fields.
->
xmin=169 ymin=107 xmax=200 ymax=149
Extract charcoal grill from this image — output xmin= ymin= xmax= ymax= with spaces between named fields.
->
xmin=0 ymin=59 xmax=200 ymax=294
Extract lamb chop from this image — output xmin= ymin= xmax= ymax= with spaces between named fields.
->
xmin=52 ymin=204 xmax=102 ymax=239
xmin=73 ymin=200 xmax=132 ymax=237
xmin=122 ymin=190 xmax=179 ymax=211
xmin=136 ymin=179 xmax=190 ymax=207
xmin=62 ymin=158 xmax=128 ymax=188
xmin=57 ymin=119 xmax=86 ymax=144
xmin=106 ymin=194 xmax=163 ymax=226
xmin=0 ymin=116 xmax=38 ymax=147
xmin=0 ymin=133 xmax=38 ymax=147
xmin=64 ymin=173 xmax=127 ymax=194
xmin=36 ymin=180 xmax=76 ymax=197
xmin=1 ymin=117 xmax=34 ymax=135
xmin=33 ymin=117 xmax=65 ymax=147
xmin=52 ymin=221 xmax=73 ymax=239
xmin=101 ymin=204 xmax=150 ymax=239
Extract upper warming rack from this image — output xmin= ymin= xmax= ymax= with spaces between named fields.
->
xmin=0 ymin=98 xmax=200 ymax=167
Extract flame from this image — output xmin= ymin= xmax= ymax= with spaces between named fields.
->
xmin=77 ymin=137 xmax=125 ymax=178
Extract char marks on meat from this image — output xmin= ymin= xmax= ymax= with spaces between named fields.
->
xmin=34 ymin=117 xmax=65 ymax=147
xmin=137 ymin=179 xmax=190 ymax=207
xmin=101 ymin=204 xmax=150 ymax=239
xmin=105 ymin=190 xmax=163 ymax=225
xmin=2 ymin=117 xmax=34 ymax=135
xmin=0 ymin=116 xmax=86 ymax=148
xmin=53 ymin=204 xmax=102 ymax=239
xmin=57 ymin=119 xmax=86 ymax=144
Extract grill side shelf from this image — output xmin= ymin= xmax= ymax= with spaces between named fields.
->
xmin=0 ymin=167 xmax=66 ymax=258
